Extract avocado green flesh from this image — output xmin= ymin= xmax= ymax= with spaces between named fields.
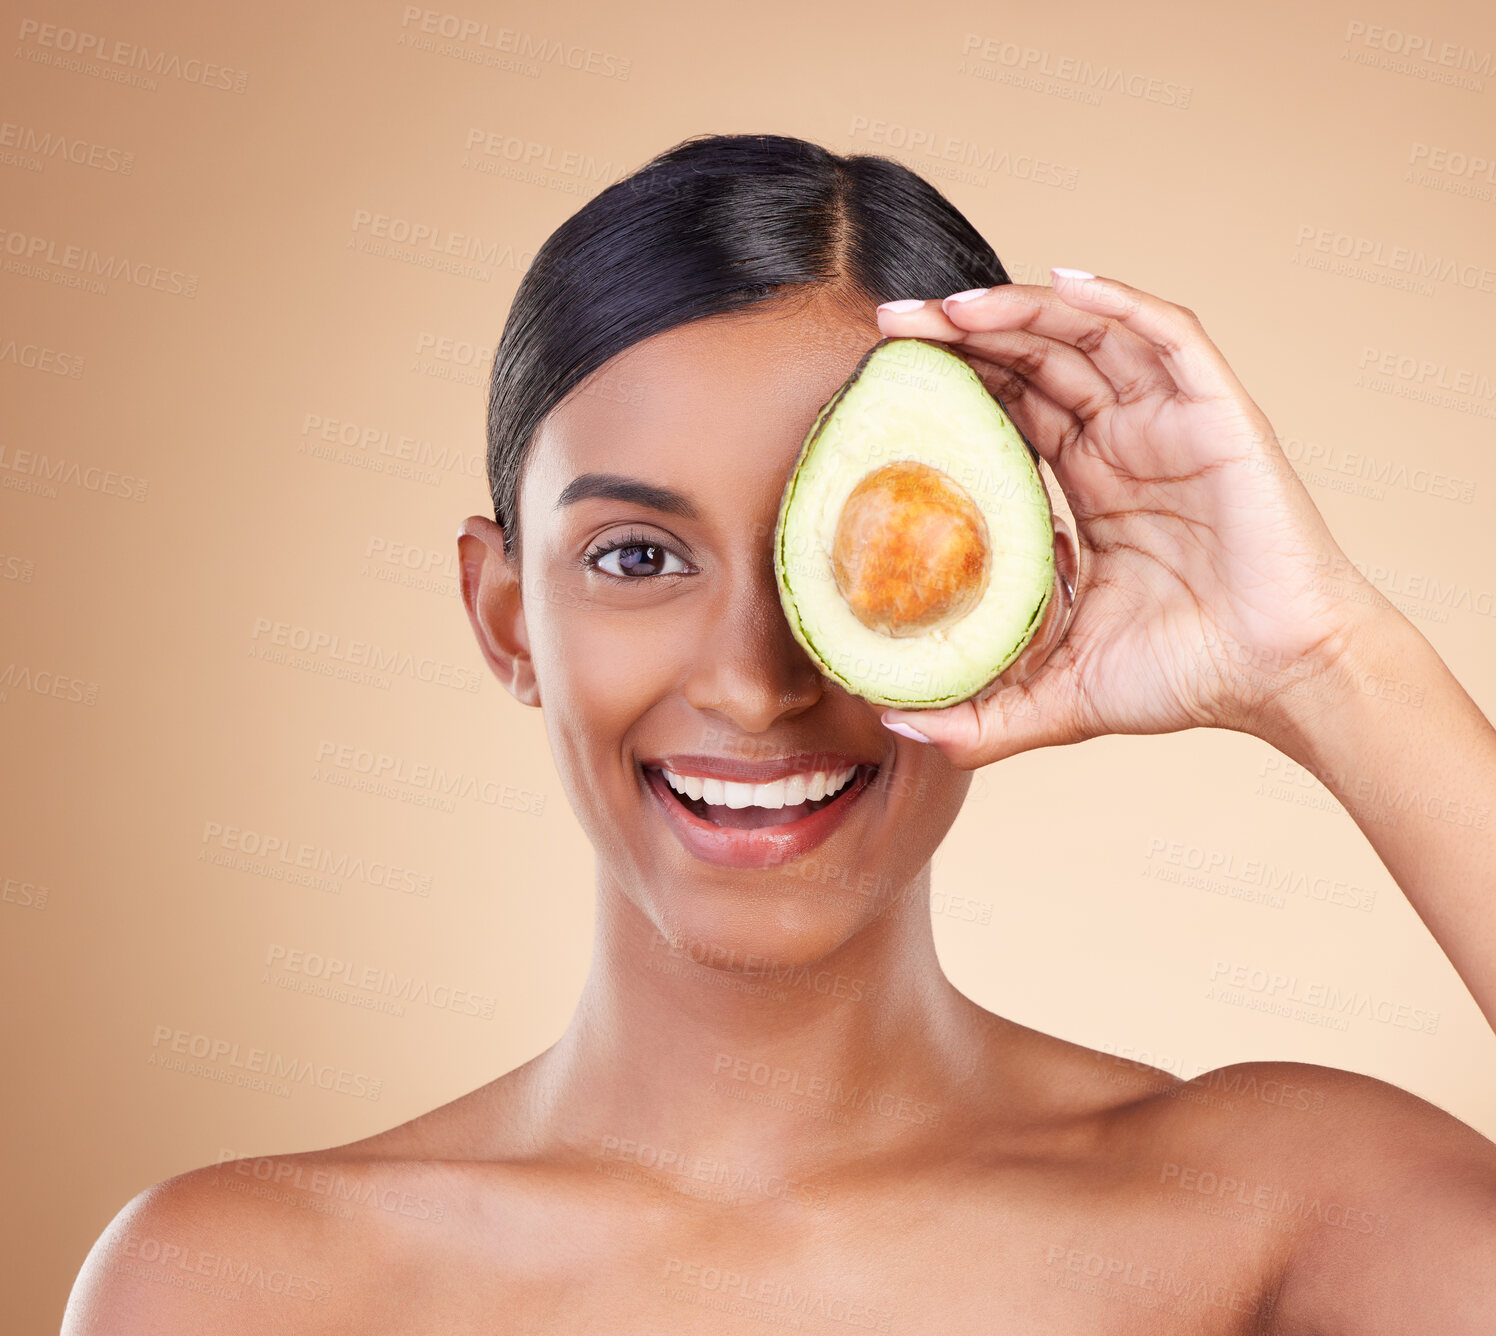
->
xmin=774 ymin=337 xmax=1055 ymax=709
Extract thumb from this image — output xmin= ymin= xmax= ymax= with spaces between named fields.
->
xmin=879 ymin=657 xmax=1079 ymax=766
xmin=877 ymin=565 xmax=1082 ymax=765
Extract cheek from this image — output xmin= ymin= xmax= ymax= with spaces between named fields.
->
xmin=528 ymin=598 xmax=683 ymax=764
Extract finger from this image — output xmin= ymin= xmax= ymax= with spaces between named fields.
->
xmin=874 ymin=299 xmax=1085 ymax=470
xmin=881 ymin=639 xmax=1087 ymax=767
xmin=880 ymin=570 xmax=1087 ymax=766
xmin=937 ymin=283 xmax=1176 ymax=406
xmin=874 ymin=295 xmax=970 ymax=344
xmin=950 ymin=348 xmax=1088 ymax=478
xmin=948 ymin=326 xmax=1124 ymax=429
xmin=1047 ymin=271 xmax=1246 ymax=403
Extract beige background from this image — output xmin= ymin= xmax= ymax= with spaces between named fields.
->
xmin=3 ymin=0 xmax=1495 ymax=1326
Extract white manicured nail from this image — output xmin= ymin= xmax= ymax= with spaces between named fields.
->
xmin=882 ymin=716 xmax=931 ymax=743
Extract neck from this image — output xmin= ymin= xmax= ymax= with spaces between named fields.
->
xmin=525 ymin=861 xmax=995 ymax=1184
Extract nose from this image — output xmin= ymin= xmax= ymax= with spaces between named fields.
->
xmin=681 ymin=550 xmax=826 ymax=733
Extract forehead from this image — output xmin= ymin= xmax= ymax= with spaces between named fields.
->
xmin=521 ymin=295 xmax=882 ymax=523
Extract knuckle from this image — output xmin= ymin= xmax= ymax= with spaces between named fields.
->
xmin=983 ymin=363 xmax=1029 ymax=402
xmin=1112 ymin=373 xmax=1160 ymax=406
xmin=1073 ymin=324 xmax=1110 ymax=358
xmin=1057 ymin=418 xmax=1086 ymax=455
xmin=1011 ymin=343 xmax=1049 ymax=380
xmin=1072 ymin=388 xmax=1112 ymax=422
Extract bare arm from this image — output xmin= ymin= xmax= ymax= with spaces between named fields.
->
xmin=1254 ymin=594 xmax=1496 ymax=1034
xmin=871 ymin=275 xmax=1496 ymax=1038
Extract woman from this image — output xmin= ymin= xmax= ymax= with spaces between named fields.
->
xmin=65 ymin=133 xmax=1496 ymax=1331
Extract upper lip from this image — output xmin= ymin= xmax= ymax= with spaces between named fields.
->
xmin=640 ymin=752 xmax=881 ymax=783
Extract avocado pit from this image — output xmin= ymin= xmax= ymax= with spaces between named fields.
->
xmin=831 ymin=460 xmax=991 ymax=638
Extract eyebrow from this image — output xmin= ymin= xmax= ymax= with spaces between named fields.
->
xmin=554 ymin=472 xmax=700 ymax=520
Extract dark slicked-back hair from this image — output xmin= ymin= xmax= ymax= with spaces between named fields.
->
xmin=485 ymin=132 xmax=1012 ymax=561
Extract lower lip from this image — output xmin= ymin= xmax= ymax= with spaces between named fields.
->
xmin=642 ymin=764 xmax=879 ymax=869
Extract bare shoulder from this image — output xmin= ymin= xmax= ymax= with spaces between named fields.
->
xmin=62 ymin=1145 xmax=500 ymax=1335
xmin=60 ymin=1158 xmax=346 ymax=1335
xmin=336 ymin=1047 xmax=551 ymax=1162
xmin=1133 ymin=1058 xmax=1496 ymax=1332
xmin=62 ymin=1060 xmax=552 ymax=1335
xmin=983 ymin=1026 xmax=1496 ymax=1325
xmin=972 ymin=1012 xmax=1190 ymax=1118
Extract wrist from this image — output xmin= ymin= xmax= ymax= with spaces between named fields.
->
xmin=1250 ymin=594 xmax=1429 ymax=768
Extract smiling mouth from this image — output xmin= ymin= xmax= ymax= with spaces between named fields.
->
xmin=643 ymin=764 xmax=879 ymax=830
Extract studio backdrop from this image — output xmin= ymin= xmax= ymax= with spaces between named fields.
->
xmin=3 ymin=0 xmax=1494 ymax=1329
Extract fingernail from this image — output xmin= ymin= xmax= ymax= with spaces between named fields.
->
xmin=1051 ymin=267 xmax=1095 ymax=281
xmin=877 ymin=298 xmax=925 ymax=313
xmin=943 ymin=287 xmax=989 ymax=305
xmin=882 ymin=715 xmax=931 ymax=743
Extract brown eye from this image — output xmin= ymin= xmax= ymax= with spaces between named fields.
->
xmin=585 ymin=537 xmax=690 ymax=579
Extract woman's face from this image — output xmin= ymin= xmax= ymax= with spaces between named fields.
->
xmin=488 ymin=290 xmax=974 ymax=965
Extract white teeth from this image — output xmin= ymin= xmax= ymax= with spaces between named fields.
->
xmin=722 ymin=781 xmax=755 ymax=809
xmin=661 ymin=764 xmax=859 ymax=810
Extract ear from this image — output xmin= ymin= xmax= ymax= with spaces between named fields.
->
xmin=457 ymin=516 xmax=540 ymax=708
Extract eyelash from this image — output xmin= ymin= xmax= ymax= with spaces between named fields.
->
xmin=578 ymin=529 xmax=691 ymax=581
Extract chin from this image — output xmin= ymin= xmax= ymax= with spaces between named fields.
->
xmin=647 ymin=882 xmax=888 ymax=978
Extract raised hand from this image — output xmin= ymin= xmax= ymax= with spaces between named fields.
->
xmin=873 ymin=270 xmax=1377 ymax=768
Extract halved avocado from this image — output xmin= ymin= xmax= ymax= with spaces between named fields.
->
xmin=774 ymin=337 xmax=1055 ymax=709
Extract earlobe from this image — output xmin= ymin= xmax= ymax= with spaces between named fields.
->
xmin=456 ymin=517 xmax=541 ymax=708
